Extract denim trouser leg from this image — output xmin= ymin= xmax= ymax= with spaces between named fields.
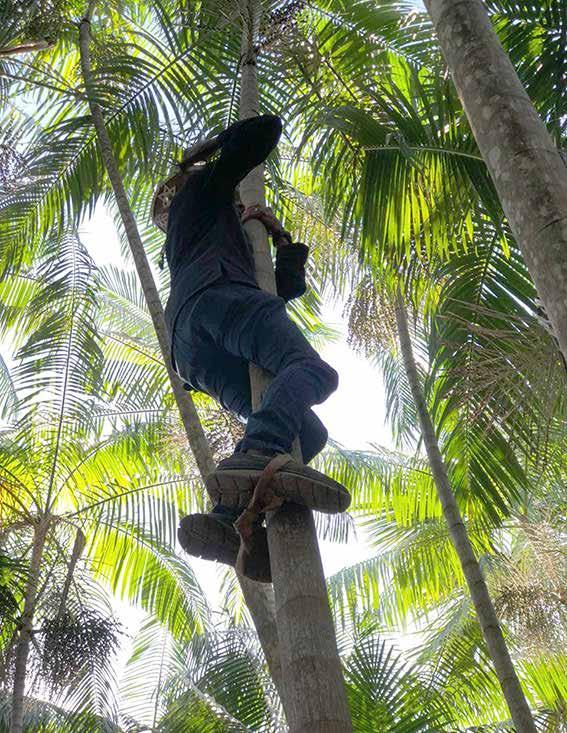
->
xmin=213 ymin=359 xmax=329 ymax=462
xmin=172 ymin=283 xmax=337 ymax=460
xmin=216 ymin=288 xmax=337 ymax=456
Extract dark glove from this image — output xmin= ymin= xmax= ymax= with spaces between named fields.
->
xmin=275 ymin=243 xmax=309 ymax=301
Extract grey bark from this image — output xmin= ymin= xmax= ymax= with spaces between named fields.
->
xmin=79 ymin=14 xmax=213 ymax=480
xmin=423 ymin=0 xmax=567 ymax=365
xmin=9 ymin=519 xmax=49 ymax=733
xmin=78 ymin=8 xmax=284 ymax=703
xmin=394 ymin=292 xmax=536 ymax=733
xmin=239 ymin=4 xmax=353 ymax=731
xmin=56 ymin=529 xmax=86 ymax=620
xmin=238 ymin=575 xmax=283 ymax=694
xmin=0 ymin=40 xmax=53 ymax=57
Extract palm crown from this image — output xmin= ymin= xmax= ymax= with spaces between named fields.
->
xmin=0 ymin=0 xmax=565 ymax=730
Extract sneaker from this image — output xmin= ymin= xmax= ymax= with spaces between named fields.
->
xmin=205 ymin=452 xmax=351 ymax=514
xmin=178 ymin=512 xmax=271 ymax=583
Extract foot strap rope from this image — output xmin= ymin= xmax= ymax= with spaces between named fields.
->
xmin=234 ymin=453 xmax=293 ymax=577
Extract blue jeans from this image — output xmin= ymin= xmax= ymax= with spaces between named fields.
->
xmin=172 ymin=282 xmax=338 ymax=463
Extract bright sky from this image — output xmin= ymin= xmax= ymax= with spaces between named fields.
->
xmin=79 ymin=205 xmax=409 ymax=669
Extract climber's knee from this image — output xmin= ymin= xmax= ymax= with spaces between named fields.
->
xmin=288 ymin=356 xmax=338 ymax=404
xmin=316 ymin=359 xmax=339 ymax=401
xmin=300 ymin=410 xmax=329 ymax=464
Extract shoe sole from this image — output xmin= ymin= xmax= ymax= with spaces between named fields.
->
xmin=205 ymin=467 xmax=351 ymax=514
xmin=178 ymin=515 xmax=239 ymax=565
xmin=178 ymin=515 xmax=272 ymax=584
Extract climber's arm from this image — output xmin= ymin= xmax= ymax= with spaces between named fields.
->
xmin=203 ymin=115 xmax=283 ymax=198
xmin=241 ymin=205 xmax=308 ymax=302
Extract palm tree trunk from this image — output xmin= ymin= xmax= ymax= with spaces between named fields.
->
xmin=56 ymin=529 xmax=86 ymax=620
xmin=10 ymin=518 xmax=49 ymax=733
xmin=238 ymin=576 xmax=283 ymax=696
xmin=423 ymin=0 xmax=567 ymax=363
xmin=77 ymin=6 xmax=284 ymax=706
xmin=239 ymin=5 xmax=352 ymax=731
xmin=394 ymin=291 xmax=536 ymax=733
xmin=0 ymin=40 xmax=53 ymax=57
xmin=79 ymin=10 xmax=212 ymax=480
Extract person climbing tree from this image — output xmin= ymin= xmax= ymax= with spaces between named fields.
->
xmin=152 ymin=114 xmax=350 ymax=582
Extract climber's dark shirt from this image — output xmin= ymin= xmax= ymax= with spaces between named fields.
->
xmin=164 ymin=114 xmax=308 ymax=342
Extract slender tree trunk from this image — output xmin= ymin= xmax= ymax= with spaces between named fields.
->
xmin=56 ymin=529 xmax=86 ymax=620
xmin=9 ymin=518 xmax=49 ymax=733
xmin=394 ymin=291 xmax=536 ymax=733
xmin=239 ymin=5 xmax=353 ymax=731
xmin=423 ymin=0 xmax=567 ymax=363
xmin=238 ymin=576 xmax=283 ymax=695
xmin=79 ymin=13 xmax=214 ymax=479
xmin=0 ymin=40 xmax=53 ymax=57
xmin=77 ymin=7 xmax=284 ymax=705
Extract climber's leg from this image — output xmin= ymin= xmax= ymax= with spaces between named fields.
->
xmin=202 ymin=357 xmax=330 ymax=465
xmin=211 ymin=358 xmax=331 ymax=464
xmin=202 ymin=285 xmax=337 ymax=456
xmin=193 ymin=284 xmax=349 ymax=513
xmin=175 ymin=355 xmax=327 ymax=581
xmin=171 ymin=337 xmax=270 ymax=580
xmin=174 ymin=297 xmax=331 ymax=464
xmin=173 ymin=282 xmax=348 ymax=515
xmin=177 ymin=512 xmax=271 ymax=583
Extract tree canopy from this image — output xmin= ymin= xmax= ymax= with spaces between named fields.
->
xmin=0 ymin=0 xmax=565 ymax=730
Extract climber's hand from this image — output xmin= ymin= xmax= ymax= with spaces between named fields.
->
xmin=241 ymin=205 xmax=285 ymax=235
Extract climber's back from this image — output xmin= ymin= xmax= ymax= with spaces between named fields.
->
xmin=162 ymin=114 xmax=283 ymax=336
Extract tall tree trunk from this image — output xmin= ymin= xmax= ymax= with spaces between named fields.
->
xmin=56 ymin=529 xmax=86 ymax=620
xmin=79 ymin=12 xmax=213 ymax=479
xmin=423 ymin=0 xmax=567 ymax=363
xmin=239 ymin=4 xmax=352 ymax=732
xmin=0 ymin=40 xmax=53 ymax=57
xmin=394 ymin=291 xmax=536 ymax=733
xmin=10 ymin=518 xmax=49 ymax=733
xmin=238 ymin=576 xmax=283 ymax=697
xmin=77 ymin=6 xmax=284 ymax=706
